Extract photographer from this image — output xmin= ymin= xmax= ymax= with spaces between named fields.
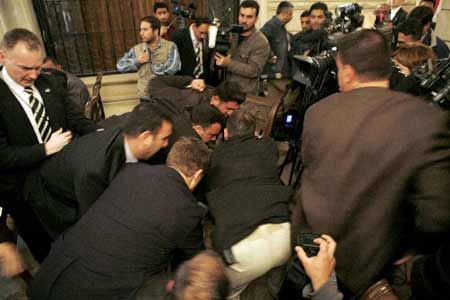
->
xmin=292 ymin=29 xmax=450 ymax=298
xmin=214 ymin=0 xmax=270 ymax=95
xmin=291 ymin=2 xmax=331 ymax=57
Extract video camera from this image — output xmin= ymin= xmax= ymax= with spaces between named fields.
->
xmin=171 ymin=0 xmax=196 ymax=20
xmin=332 ymin=3 xmax=364 ymax=33
xmin=416 ymin=58 xmax=450 ymax=109
xmin=208 ymin=18 xmax=243 ymax=56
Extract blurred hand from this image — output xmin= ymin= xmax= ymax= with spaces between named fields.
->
xmin=0 ymin=242 xmax=24 ymax=278
xmin=137 ymin=52 xmax=150 ymax=64
xmin=296 ymin=234 xmax=337 ymax=291
xmin=191 ymin=79 xmax=206 ymax=92
xmin=45 ymin=128 xmax=72 ymax=156
xmin=215 ymin=53 xmax=231 ymax=67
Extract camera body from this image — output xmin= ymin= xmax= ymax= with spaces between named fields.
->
xmin=297 ymin=233 xmax=321 ymax=257
xmin=171 ymin=0 xmax=196 ymax=20
xmin=332 ymin=3 xmax=364 ymax=33
xmin=417 ymin=58 xmax=450 ymax=109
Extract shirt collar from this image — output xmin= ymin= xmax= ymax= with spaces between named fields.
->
xmin=390 ymin=6 xmax=401 ymax=20
xmin=124 ymin=138 xmax=138 ymax=163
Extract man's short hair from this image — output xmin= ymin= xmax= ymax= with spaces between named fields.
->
xmin=123 ymin=103 xmax=171 ymax=136
xmin=309 ymin=2 xmax=328 ymax=13
xmin=409 ymin=6 xmax=434 ymax=26
xmin=43 ymin=56 xmax=59 ymax=65
xmin=393 ymin=42 xmax=435 ymax=72
xmin=173 ymin=251 xmax=229 ymax=300
xmin=337 ymin=29 xmax=391 ymax=82
xmin=0 ymin=28 xmax=42 ymax=51
xmin=167 ymin=137 xmax=211 ymax=177
xmin=140 ymin=16 xmax=161 ymax=33
xmin=226 ymin=109 xmax=256 ymax=138
xmin=190 ymin=104 xmax=224 ymax=128
xmin=240 ymin=0 xmax=260 ymax=17
xmin=276 ymin=1 xmax=294 ymax=15
xmin=194 ymin=16 xmax=212 ymax=27
xmin=215 ymin=81 xmax=246 ymax=104
xmin=301 ymin=10 xmax=310 ymax=18
xmin=153 ymin=2 xmax=169 ymax=13
xmin=420 ymin=0 xmax=436 ymax=9
xmin=397 ymin=19 xmax=423 ymax=41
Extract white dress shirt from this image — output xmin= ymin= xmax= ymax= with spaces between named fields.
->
xmin=189 ymin=24 xmax=203 ymax=67
xmin=390 ymin=6 xmax=401 ymax=21
xmin=124 ymin=139 xmax=138 ymax=163
xmin=1 ymin=67 xmax=46 ymax=143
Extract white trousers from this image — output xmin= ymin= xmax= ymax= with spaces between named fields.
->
xmin=226 ymin=222 xmax=291 ymax=300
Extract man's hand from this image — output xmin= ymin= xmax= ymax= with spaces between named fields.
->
xmin=137 ymin=51 xmax=150 ymax=64
xmin=190 ymin=79 xmax=206 ymax=92
xmin=0 ymin=242 xmax=24 ymax=278
xmin=45 ymin=128 xmax=72 ymax=156
xmin=296 ymin=234 xmax=337 ymax=291
xmin=215 ymin=53 xmax=231 ymax=67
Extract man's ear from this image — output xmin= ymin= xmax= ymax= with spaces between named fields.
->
xmin=138 ymin=130 xmax=154 ymax=143
xmin=343 ymin=64 xmax=356 ymax=84
xmin=192 ymin=125 xmax=203 ymax=134
xmin=193 ymin=169 xmax=204 ymax=182
xmin=166 ymin=279 xmax=175 ymax=292
xmin=224 ymin=128 xmax=229 ymax=140
xmin=0 ymin=50 xmax=6 ymax=64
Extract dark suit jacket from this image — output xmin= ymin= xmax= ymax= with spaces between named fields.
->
xmin=292 ymin=87 xmax=450 ymax=294
xmin=171 ymin=28 xmax=211 ymax=81
xmin=0 ymin=68 xmax=98 ymax=219
xmin=28 ymin=164 xmax=206 ymax=300
xmin=24 ymin=127 xmax=125 ymax=239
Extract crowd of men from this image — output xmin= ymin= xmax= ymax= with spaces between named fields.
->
xmin=0 ymin=0 xmax=450 ymax=300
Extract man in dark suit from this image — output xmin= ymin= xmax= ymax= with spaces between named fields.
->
xmin=390 ymin=0 xmax=408 ymax=27
xmin=28 ymin=137 xmax=211 ymax=300
xmin=24 ymin=103 xmax=172 ymax=239
xmin=0 ymin=28 xmax=98 ymax=261
xmin=292 ymin=29 xmax=450 ymax=297
xmin=171 ymin=17 xmax=211 ymax=81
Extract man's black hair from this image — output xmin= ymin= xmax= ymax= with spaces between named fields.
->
xmin=190 ymin=104 xmax=225 ymax=129
xmin=194 ymin=16 xmax=212 ymax=27
xmin=301 ymin=10 xmax=310 ymax=18
xmin=43 ymin=56 xmax=59 ymax=65
xmin=420 ymin=0 xmax=436 ymax=9
xmin=140 ymin=16 xmax=161 ymax=34
xmin=309 ymin=2 xmax=328 ymax=13
xmin=123 ymin=103 xmax=171 ymax=136
xmin=276 ymin=1 xmax=294 ymax=15
xmin=398 ymin=19 xmax=423 ymax=41
xmin=409 ymin=6 xmax=434 ymax=26
xmin=240 ymin=0 xmax=260 ymax=17
xmin=153 ymin=2 xmax=169 ymax=13
xmin=226 ymin=109 xmax=256 ymax=138
xmin=337 ymin=29 xmax=391 ymax=82
xmin=215 ymin=81 xmax=246 ymax=104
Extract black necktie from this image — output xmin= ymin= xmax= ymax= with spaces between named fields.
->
xmin=24 ymin=87 xmax=52 ymax=142
xmin=193 ymin=42 xmax=203 ymax=78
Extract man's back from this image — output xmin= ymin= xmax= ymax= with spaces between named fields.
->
xmin=29 ymin=164 xmax=206 ymax=300
xmin=293 ymin=87 xmax=450 ymax=293
xmin=206 ymin=135 xmax=291 ymax=252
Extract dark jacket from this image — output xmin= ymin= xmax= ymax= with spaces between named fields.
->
xmin=171 ymin=28 xmax=211 ymax=81
xmin=261 ymin=16 xmax=292 ymax=78
xmin=422 ymin=29 xmax=450 ymax=60
xmin=292 ymin=87 xmax=450 ymax=295
xmin=24 ymin=127 xmax=126 ymax=238
xmin=28 ymin=164 xmax=206 ymax=300
xmin=391 ymin=7 xmax=408 ymax=27
xmin=0 ymin=68 xmax=98 ymax=260
xmin=205 ymin=135 xmax=291 ymax=252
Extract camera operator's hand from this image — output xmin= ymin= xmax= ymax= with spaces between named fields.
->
xmin=0 ymin=242 xmax=24 ymax=278
xmin=296 ymin=234 xmax=337 ymax=291
xmin=45 ymin=128 xmax=72 ymax=156
xmin=137 ymin=51 xmax=150 ymax=64
xmin=215 ymin=53 xmax=231 ymax=67
xmin=190 ymin=79 xmax=206 ymax=92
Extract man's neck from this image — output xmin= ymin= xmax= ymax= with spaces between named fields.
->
xmin=148 ymin=37 xmax=160 ymax=50
xmin=240 ymin=27 xmax=255 ymax=38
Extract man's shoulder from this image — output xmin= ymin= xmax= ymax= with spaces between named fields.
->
xmin=160 ymin=38 xmax=176 ymax=48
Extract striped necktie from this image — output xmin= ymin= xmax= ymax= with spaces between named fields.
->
xmin=24 ymin=87 xmax=52 ymax=142
xmin=193 ymin=42 xmax=203 ymax=78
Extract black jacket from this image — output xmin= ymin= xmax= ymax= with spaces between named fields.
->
xmin=24 ymin=127 xmax=126 ymax=238
xmin=205 ymin=135 xmax=292 ymax=252
xmin=28 ymin=164 xmax=206 ymax=300
xmin=171 ymin=28 xmax=211 ymax=81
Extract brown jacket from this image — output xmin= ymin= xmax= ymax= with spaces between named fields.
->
xmin=227 ymin=30 xmax=270 ymax=95
xmin=292 ymin=87 xmax=450 ymax=294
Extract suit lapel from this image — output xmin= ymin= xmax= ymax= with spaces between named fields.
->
xmin=0 ymin=76 xmax=39 ymax=144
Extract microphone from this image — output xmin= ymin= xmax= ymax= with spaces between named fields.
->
xmin=208 ymin=18 xmax=220 ymax=49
